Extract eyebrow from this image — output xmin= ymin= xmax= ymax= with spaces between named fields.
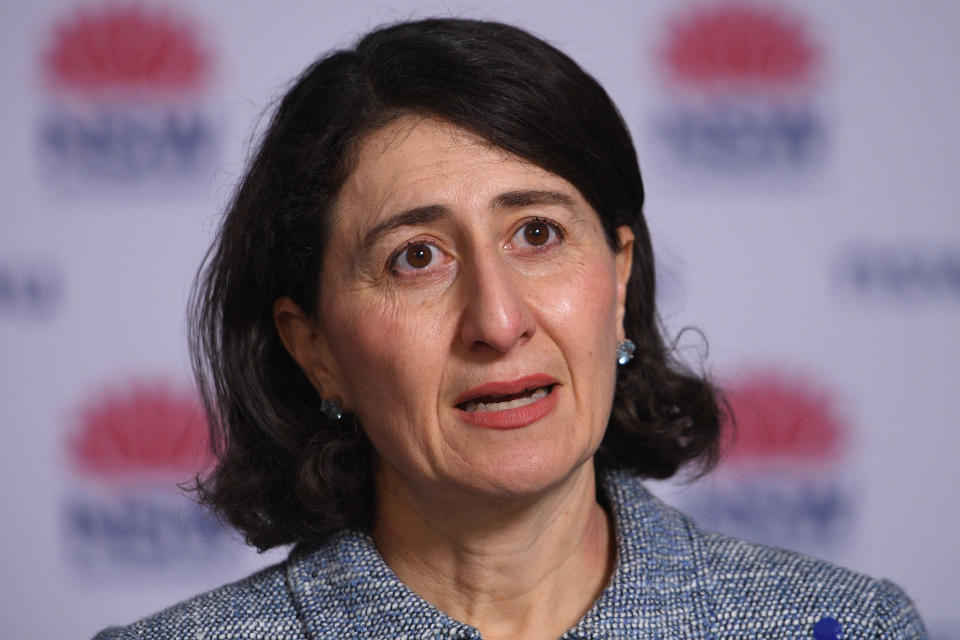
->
xmin=492 ymin=189 xmax=577 ymax=210
xmin=361 ymin=205 xmax=451 ymax=251
xmin=360 ymin=189 xmax=579 ymax=250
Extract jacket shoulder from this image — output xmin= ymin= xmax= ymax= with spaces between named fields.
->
xmin=697 ymin=528 xmax=927 ymax=639
xmin=92 ymin=560 xmax=305 ymax=640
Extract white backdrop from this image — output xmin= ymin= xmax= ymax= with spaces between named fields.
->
xmin=1 ymin=1 xmax=957 ymax=638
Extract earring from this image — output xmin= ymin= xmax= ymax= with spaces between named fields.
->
xmin=616 ymin=339 xmax=635 ymax=365
xmin=320 ymin=398 xmax=343 ymax=421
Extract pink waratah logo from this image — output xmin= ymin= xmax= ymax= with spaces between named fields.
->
xmin=43 ymin=5 xmax=211 ymax=95
xmin=721 ymin=371 xmax=847 ymax=466
xmin=659 ymin=3 xmax=818 ymax=90
xmin=67 ymin=380 xmax=213 ymax=477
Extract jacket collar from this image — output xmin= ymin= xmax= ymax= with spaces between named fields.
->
xmin=286 ymin=468 xmax=714 ymax=639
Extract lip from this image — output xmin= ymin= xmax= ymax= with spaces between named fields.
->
xmin=453 ymin=374 xmax=559 ymax=430
xmin=454 ymin=374 xmax=558 ymax=406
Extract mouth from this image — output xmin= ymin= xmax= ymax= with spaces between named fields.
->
xmin=456 ymin=384 xmax=556 ymax=413
xmin=453 ymin=374 xmax=560 ymax=430
xmin=454 ymin=375 xmax=560 ymax=429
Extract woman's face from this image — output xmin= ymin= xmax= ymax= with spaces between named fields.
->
xmin=289 ymin=116 xmax=632 ymax=501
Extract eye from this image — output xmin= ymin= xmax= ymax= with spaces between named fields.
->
xmin=391 ymin=241 xmax=447 ymax=273
xmin=511 ymin=218 xmax=563 ymax=250
xmin=523 ymin=221 xmax=550 ymax=246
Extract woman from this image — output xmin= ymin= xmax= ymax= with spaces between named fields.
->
xmin=96 ymin=18 xmax=925 ymax=640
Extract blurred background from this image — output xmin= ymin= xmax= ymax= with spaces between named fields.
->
xmin=1 ymin=1 xmax=957 ymax=637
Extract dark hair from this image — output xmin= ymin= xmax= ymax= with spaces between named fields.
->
xmin=190 ymin=18 xmax=722 ymax=551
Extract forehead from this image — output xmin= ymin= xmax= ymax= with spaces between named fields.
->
xmin=332 ymin=116 xmax=581 ymax=231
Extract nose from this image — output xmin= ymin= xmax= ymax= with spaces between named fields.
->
xmin=458 ymin=250 xmax=536 ymax=353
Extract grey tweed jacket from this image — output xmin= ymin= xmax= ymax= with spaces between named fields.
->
xmin=95 ymin=469 xmax=927 ymax=639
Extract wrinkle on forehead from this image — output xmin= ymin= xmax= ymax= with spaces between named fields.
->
xmin=331 ymin=115 xmax=549 ymax=250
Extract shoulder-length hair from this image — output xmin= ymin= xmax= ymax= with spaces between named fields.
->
xmin=190 ymin=18 xmax=722 ymax=551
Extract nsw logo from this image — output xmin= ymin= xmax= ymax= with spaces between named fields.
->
xmin=833 ymin=240 xmax=960 ymax=304
xmin=38 ymin=5 xmax=220 ymax=190
xmin=676 ymin=370 xmax=856 ymax=555
xmin=61 ymin=379 xmax=237 ymax=579
xmin=650 ymin=3 xmax=827 ymax=177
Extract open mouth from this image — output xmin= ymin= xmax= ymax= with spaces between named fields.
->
xmin=456 ymin=384 xmax=556 ymax=413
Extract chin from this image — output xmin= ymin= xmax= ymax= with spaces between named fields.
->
xmin=449 ymin=446 xmax=597 ymax=500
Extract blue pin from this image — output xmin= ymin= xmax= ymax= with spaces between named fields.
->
xmin=813 ymin=616 xmax=842 ymax=640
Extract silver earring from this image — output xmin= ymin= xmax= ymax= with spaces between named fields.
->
xmin=320 ymin=398 xmax=343 ymax=421
xmin=616 ymin=339 xmax=636 ymax=365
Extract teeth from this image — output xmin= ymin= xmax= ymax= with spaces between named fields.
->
xmin=463 ymin=386 xmax=550 ymax=413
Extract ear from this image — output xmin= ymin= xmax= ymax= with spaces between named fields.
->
xmin=613 ymin=225 xmax=634 ymax=341
xmin=273 ymin=297 xmax=345 ymax=403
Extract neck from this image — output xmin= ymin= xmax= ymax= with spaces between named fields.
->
xmin=372 ymin=462 xmax=614 ymax=640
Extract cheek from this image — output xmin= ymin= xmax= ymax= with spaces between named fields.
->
xmin=326 ymin=292 xmax=453 ymax=418
xmin=569 ymin=258 xmax=622 ymax=429
xmin=328 ymin=295 xmax=459 ymax=475
xmin=541 ymin=254 xmax=620 ymax=352
xmin=539 ymin=253 xmax=621 ymax=428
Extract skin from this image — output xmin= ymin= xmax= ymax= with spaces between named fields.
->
xmin=275 ymin=116 xmax=634 ymax=640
